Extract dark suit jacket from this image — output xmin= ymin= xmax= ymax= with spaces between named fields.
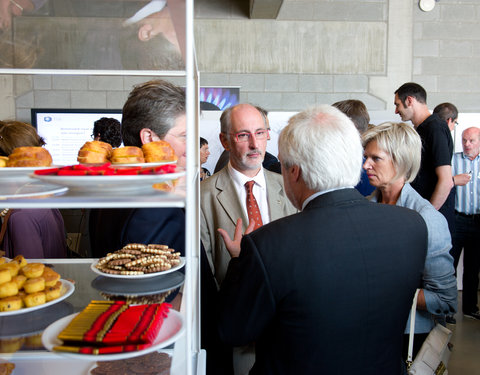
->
xmin=218 ymin=188 xmax=428 ymax=375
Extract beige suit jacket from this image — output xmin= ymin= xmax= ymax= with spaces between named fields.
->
xmin=200 ymin=166 xmax=297 ymax=287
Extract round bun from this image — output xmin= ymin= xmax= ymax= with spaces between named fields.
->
xmin=6 ymin=147 xmax=52 ymax=167
xmin=11 ymin=255 xmax=27 ymax=269
xmin=110 ymin=146 xmax=145 ymax=164
xmin=77 ymin=141 xmax=112 ymax=164
xmin=42 ymin=268 xmax=60 ymax=287
xmin=142 ymin=141 xmax=177 ymax=163
xmin=11 ymin=275 xmax=27 ymax=290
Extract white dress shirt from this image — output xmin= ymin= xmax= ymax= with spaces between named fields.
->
xmin=228 ymin=163 xmax=271 ymax=225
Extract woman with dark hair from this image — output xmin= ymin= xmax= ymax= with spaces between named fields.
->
xmin=92 ymin=117 xmax=122 ymax=148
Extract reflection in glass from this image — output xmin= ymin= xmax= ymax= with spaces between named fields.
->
xmin=0 ymin=0 xmax=184 ymax=70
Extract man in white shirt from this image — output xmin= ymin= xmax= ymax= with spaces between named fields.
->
xmin=200 ymin=103 xmax=296 ymax=375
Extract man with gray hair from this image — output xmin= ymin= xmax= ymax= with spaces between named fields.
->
xmin=217 ymin=105 xmax=429 ymax=374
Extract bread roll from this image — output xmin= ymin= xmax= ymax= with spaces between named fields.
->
xmin=142 ymin=141 xmax=177 ymax=163
xmin=6 ymin=147 xmax=52 ymax=167
xmin=45 ymin=281 xmax=62 ymax=301
xmin=110 ymin=146 xmax=145 ymax=164
xmin=77 ymin=141 xmax=112 ymax=164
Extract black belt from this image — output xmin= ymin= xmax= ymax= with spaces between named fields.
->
xmin=455 ymin=211 xmax=480 ymax=218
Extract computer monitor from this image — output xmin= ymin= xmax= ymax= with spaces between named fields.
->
xmin=31 ymin=108 xmax=122 ymax=165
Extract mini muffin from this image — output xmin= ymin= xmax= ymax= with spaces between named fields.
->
xmin=11 ymin=275 xmax=27 ymax=290
xmin=21 ymin=263 xmax=45 ymax=278
xmin=42 ymin=268 xmax=60 ymax=287
xmin=0 ymin=262 xmax=20 ymax=277
xmin=11 ymin=255 xmax=27 ymax=268
xmin=0 ymin=296 xmax=22 ymax=312
xmin=0 ymin=257 xmax=7 ymax=265
xmin=45 ymin=281 xmax=62 ymax=301
xmin=0 ymin=269 xmax=11 ymax=284
xmin=23 ymin=292 xmax=46 ymax=308
xmin=23 ymin=277 xmax=45 ymax=294
xmin=0 ymin=281 xmax=19 ymax=298
xmin=110 ymin=146 xmax=145 ymax=164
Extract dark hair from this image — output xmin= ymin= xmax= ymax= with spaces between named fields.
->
xmin=93 ymin=117 xmax=122 ymax=147
xmin=394 ymin=82 xmax=427 ymax=106
xmin=0 ymin=120 xmax=45 ymax=156
xmin=433 ymin=102 xmax=458 ymax=122
xmin=332 ymin=99 xmax=370 ymax=134
xmin=200 ymin=137 xmax=208 ymax=147
xmin=122 ymin=79 xmax=186 ymax=147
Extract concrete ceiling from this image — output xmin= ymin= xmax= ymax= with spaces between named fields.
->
xmin=250 ymin=0 xmax=284 ymax=19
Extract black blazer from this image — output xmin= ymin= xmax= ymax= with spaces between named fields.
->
xmin=218 ymin=188 xmax=428 ymax=375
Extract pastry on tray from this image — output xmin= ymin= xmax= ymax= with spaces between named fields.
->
xmin=77 ymin=141 xmax=113 ymax=164
xmin=6 ymin=147 xmax=52 ymax=167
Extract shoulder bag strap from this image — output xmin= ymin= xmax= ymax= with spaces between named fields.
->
xmin=406 ymin=289 xmax=420 ymax=368
xmin=0 ymin=209 xmax=13 ymax=252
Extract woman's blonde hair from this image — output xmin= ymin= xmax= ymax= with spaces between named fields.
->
xmin=361 ymin=122 xmax=422 ymax=183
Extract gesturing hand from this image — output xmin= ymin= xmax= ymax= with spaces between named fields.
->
xmin=218 ymin=218 xmax=256 ymax=258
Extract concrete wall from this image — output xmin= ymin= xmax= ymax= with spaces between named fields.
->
xmin=2 ymin=0 xmax=480 ymax=122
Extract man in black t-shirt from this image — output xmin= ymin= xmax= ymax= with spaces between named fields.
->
xmin=394 ymin=82 xmax=455 ymax=232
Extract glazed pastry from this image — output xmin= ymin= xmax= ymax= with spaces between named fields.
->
xmin=6 ymin=147 xmax=52 ymax=167
xmin=0 ymin=156 xmax=8 ymax=168
xmin=110 ymin=146 xmax=145 ymax=164
xmin=77 ymin=141 xmax=112 ymax=164
xmin=142 ymin=141 xmax=177 ymax=163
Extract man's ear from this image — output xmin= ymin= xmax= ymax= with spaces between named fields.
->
xmin=291 ymin=164 xmax=302 ymax=182
xmin=406 ymin=96 xmax=415 ymax=107
xmin=140 ymin=128 xmax=155 ymax=144
xmin=138 ymin=24 xmax=155 ymax=41
xmin=219 ymin=133 xmax=230 ymax=151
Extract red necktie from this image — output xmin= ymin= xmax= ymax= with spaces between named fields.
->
xmin=245 ymin=180 xmax=263 ymax=230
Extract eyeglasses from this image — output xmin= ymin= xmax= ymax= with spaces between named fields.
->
xmin=230 ymin=129 xmax=269 ymax=143
xmin=454 ymin=121 xmax=459 ymax=127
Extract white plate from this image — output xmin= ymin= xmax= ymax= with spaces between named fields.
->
xmin=0 ymin=166 xmax=58 ymax=180
xmin=110 ymin=161 xmax=177 ymax=167
xmin=30 ymin=172 xmax=185 ymax=193
xmin=42 ymin=309 xmax=184 ymax=361
xmin=0 ymin=183 xmax=68 ymax=199
xmin=0 ymin=279 xmax=75 ymax=317
xmin=90 ymin=257 xmax=185 ymax=279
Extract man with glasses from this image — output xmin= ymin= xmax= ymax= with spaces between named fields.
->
xmin=433 ymin=102 xmax=459 ymax=132
xmin=200 ymin=103 xmax=296 ymax=375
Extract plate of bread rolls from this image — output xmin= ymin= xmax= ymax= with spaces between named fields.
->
xmin=77 ymin=141 xmax=177 ymax=165
xmin=0 ymin=256 xmax=75 ymax=316
xmin=0 ymin=147 xmax=57 ymax=180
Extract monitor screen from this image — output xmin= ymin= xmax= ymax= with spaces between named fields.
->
xmin=31 ymin=109 xmax=122 ymax=166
